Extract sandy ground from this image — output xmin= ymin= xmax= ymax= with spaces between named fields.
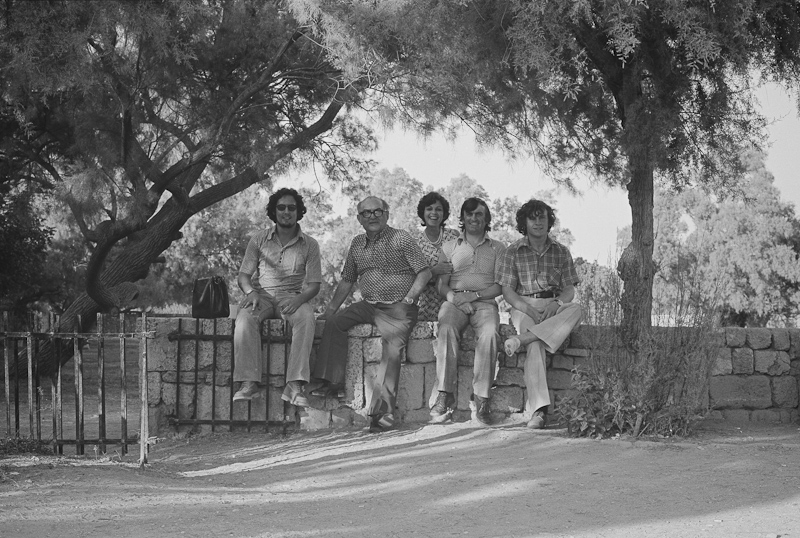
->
xmin=1 ymin=418 xmax=799 ymax=538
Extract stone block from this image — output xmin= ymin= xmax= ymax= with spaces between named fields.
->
xmin=754 ymin=350 xmax=790 ymax=376
xmin=363 ymin=337 xmax=382 ymax=364
xmin=266 ymin=343 xmax=286 ymax=375
xmin=707 ymin=330 xmax=725 ymax=347
xmin=267 ymin=386 xmax=285 ymax=422
xmin=706 ymin=410 xmax=724 ymax=420
xmin=460 ymin=326 xmax=476 ymax=350
xmin=147 ymin=318 xmax=181 ymax=371
xmin=490 ymin=385 xmax=524 ymax=413
xmin=564 ymin=347 xmax=590 ymax=357
xmin=215 ymin=342 xmax=233 ymax=372
xmin=746 ymin=328 xmax=772 ymax=350
xmin=790 ymin=329 xmax=800 ymax=359
xmin=780 ymin=409 xmax=799 ymax=423
xmin=147 ymin=372 xmax=162 ymax=406
xmin=424 ymin=364 xmax=438 ymax=408
xmin=750 ymin=409 xmax=782 ymax=423
xmin=263 ymin=319 xmax=287 ymax=337
xmin=401 ymin=408 xmax=434 ymax=423
xmin=363 ymin=363 xmax=380 ymax=413
xmin=772 ymin=376 xmax=799 ymax=408
xmin=494 ymin=367 xmax=524 ymax=387
xmin=731 ymin=348 xmax=754 ymax=374
xmin=725 ymin=328 xmax=746 ymax=348
xmin=161 ymin=381 xmax=177 ymax=408
xmin=709 ymin=375 xmax=771 ymax=409
xmin=398 ymin=364 xmax=425 ymax=411
xmin=545 ymin=369 xmax=573 ymax=391
xmin=772 ymin=329 xmax=791 ymax=351
xmin=411 ymin=322 xmax=434 ymax=339
xmin=352 ymin=411 xmax=370 ymax=428
xmin=711 ymin=348 xmax=732 ymax=376
xmin=721 ymin=409 xmax=751 ymax=421
xmin=458 ymin=349 xmax=475 ymax=366
xmin=349 ymin=324 xmax=374 ymax=338
xmin=456 ymin=366 xmax=474 ymax=409
xmin=344 ymin=341 xmax=365 ymax=410
xmin=407 ymin=339 xmax=435 ymax=364
xmin=551 ymin=354 xmax=573 ymax=370
xmin=791 ymin=359 xmax=800 ymax=377
xmin=300 ymin=408 xmax=331 ymax=430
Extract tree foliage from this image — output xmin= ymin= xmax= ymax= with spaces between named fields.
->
xmin=650 ymin=151 xmax=800 ymax=326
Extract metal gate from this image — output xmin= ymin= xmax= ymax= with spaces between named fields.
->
xmin=1 ymin=312 xmax=153 ymax=463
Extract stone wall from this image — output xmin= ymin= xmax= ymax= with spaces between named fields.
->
xmin=144 ymin=318 xmax=800 ymax=433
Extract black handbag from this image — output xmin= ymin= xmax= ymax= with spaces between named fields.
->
xmin=192 ymin=276 xmax=230 ymax=318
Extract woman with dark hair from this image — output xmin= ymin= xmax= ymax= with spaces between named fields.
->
xmin=414 ymin=192 xmax=459 ymax=321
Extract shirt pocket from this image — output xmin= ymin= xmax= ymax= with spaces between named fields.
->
xmin=280 ymin=249 xmax=299 ymax=275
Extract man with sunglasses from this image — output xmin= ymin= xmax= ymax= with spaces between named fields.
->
xmin=312 ymin=196 xmax=431 ymax=432
xmin=232 ymin=188 xmax=322 ymax=408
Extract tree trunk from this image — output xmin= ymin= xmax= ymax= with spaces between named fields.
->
xmin=11 ymin=201 xmax=195 ymax=377
xmin=618 ymin=154 xmax=655 ymax=351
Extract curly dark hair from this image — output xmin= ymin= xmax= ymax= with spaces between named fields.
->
xmin=267 ymin=187 xmax=306 ymax=223
xmin=515 ymin=199 xmax=555 ymax=235
xmin=459 ymin=197 xmax=492 ymax=232
xmin=416 ymin=191 xmax=450 ymax=227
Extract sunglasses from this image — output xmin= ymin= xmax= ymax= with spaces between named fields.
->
xmin=276 ymin=204 xmax=297 ymax=212
xmin=358 ymin=208 xmax=385 ymax=219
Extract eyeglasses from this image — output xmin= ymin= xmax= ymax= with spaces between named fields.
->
xmin=276 ymin=204 xmax=297 ymax=212
xmin=358 ymin=208 xmax=385 ymax=219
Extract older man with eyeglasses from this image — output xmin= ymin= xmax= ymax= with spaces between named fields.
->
xmin=312 ymin=196 xmax=431 ymax=433
xmin=232 ymin=187 xmax=321 ymax=408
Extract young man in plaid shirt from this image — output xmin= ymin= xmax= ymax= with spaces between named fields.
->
xmin=497 ymin=199 xmax=583 ymax=429
xmin=313 ymin=196 xmax=431 ymax=433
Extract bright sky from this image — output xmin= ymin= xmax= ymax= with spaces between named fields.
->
xmin=363 ymin=82 xmax=800 ymax=264
xmin=285 ymin=82 xmax=799 ymax=265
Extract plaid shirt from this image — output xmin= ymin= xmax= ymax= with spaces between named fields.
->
xmin=442 ymin=233 xmax=505 ymax=292
xmin=496 ymin=236 xmax=580 ymax=295
xmin=342 ymin=226 xmax=428 ymax=304
xmin=240 ymin=225 xmax=322 ymax=294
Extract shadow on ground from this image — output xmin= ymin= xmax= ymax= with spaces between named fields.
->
xmin=2 ymin=419 xmax=800 ymax=537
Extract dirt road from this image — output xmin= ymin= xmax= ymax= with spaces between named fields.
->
xmin=2 ymin=419 xmax=799 ymax=537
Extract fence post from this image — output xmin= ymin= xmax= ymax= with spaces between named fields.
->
xmin=3 ymin=312 xmax=10 ymax=436
xmin=138 ymin=312 xmax=149 ymax=466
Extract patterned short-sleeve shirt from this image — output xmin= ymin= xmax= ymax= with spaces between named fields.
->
xmin=239 ymin=225 xmax=322 ymax=294
xmin=496 ymin=236 xmax=580 ymax=295
xmin=442 ymin=233 xmax=505 ymax=292
xmin=342 ymin=226 xmax=429 ymax=304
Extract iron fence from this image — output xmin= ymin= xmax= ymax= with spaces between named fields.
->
xmin=1 ymin=311 xmax=153 ymax=464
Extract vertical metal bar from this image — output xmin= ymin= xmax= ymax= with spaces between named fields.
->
xmin=56 ymin=328 xmax=63 ymax=455
xmin=211 ymin=318 xmax=217 ymax=432
xmin=26 ymin=323 xmax=34 ymax=438
xmin=283 ymin=319 xmax=290 ymax=435
xmin=74 ymin=315 xmax=85 ymax=456
xmin=138 ymin=312 xmax=149 ymax=465
xmin=13 ymin=338 xmax=20 ymax=435
xmin=50 ymin=313 xmax=58 ymax=454
xmin=228 ymin=317 xmax=234 ymax=433
xmin=97 ymin=313 xmax=106 ymax=454
xmin=3 ymin=312 xmax=10 ymax=437
xmin=193 ymin=318 xmax=200 ymax=430
xmin=119 ymin=312 xmax=128 ymax=456
xmin=33 ymin=312 xmax=41 ymax=440
xmin=175 ymin=318 xmax=182 ymax=435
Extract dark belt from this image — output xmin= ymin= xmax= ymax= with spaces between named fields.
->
xmin=526 ymin=290 xmax=554 ymax=299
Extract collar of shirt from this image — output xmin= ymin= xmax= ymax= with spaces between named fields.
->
xmin=455 ymin=231 xmax=493 ymax=248
xmin=266 ymin=224 xmax=305 ymax=249
xmin=512 ymin=235 xmax=552 ymax=256
xmin=363 ymin=225 xmax=389 ymax=247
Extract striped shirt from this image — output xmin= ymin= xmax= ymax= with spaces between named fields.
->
xmin=240 ymin=225 xmax=322 ymax=294
xmin=342 ymin=226 xmax=428 ymax=304
xmin=496 ymin=236 xmax=579 ymax=295
xmin=442 ymin=233 xmax=505 ymax=292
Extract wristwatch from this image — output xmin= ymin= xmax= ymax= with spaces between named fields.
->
xmin=475 ymin=290 xmax=482 ymax=299
xmin=555 ymin=299 xmax=564 ymax=307
xmin=402 ymin=296 xmax=415 ymax=305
